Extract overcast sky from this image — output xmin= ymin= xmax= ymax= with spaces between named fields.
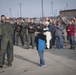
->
xmin=0 ymin=0 xmax=76 ymax=18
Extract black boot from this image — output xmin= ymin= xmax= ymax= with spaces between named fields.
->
xmin=69 ymin=46 xmax=72 ymax=49
xmin=72 ymin=46 xmax=75 ymax=50
xmin=7 ymin=63 xmax=12 ymax=67
xmin=0 ymin=65 xmax=3 ymax=68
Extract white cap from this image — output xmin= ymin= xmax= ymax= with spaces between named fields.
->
xmin=45 ymin=22 xmax=49 ymax=25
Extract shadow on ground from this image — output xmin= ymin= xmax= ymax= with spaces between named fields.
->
xmin=14 ymin=54 xmax=39 ymax=66
xmin=45 ymin=46 xmax=76 ymax=61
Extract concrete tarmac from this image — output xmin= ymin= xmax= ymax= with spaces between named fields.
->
xmin=0 ymin=45 xmax=76 ymax=75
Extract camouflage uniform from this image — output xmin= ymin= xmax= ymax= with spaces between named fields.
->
xmin=0 ymin=22 xmax=15 ymax=67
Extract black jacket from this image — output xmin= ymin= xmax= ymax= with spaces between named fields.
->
xmin=35 ymin=33 xmax=46 ymax=50
xmin=15 ymin=23 xmax=23 ymax=32
xmin=27 ymin=23 xmax=36 ymax=33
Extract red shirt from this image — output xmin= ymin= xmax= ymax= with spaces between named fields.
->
xmin=66 ymin=24 xmax=75 ymax=36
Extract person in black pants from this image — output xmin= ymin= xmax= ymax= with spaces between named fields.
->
xmin=15 ymin=20 xmax=24 ymax=46
xmin=26 ymin=19 xmax=36 ymax=49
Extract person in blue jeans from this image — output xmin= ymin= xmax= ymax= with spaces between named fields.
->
xmin=55 ymin=21 xmax=63 ymax=49
xmin=66 ymin=20 xmax=75 ymax=50
xmin=35 ymin=29 xmax=46 ymax=67
xmin=55 ymin=36 xmax=63 ymax=49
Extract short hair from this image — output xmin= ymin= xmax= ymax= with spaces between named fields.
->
xmin=39 ymin=19 xmax=43 ymax=21
xmin=69 ymin=19 xmax=72 ymax=22
xmin=30 ymin=18 xmax=34 ymax=20
xmin=1 ymin=15 xmax=5 ymax=17
xmin=72 ymin=19 xmax=75 ymax=23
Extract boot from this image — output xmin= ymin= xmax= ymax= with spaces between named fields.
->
xmin=69 ymin=46 xmax=72 ymax=49
xmin=72 ymin=46 xmax=75 ymax=50
xmin=65 ymin=42 xmax=67 ymax=46
xmin=0 ymin=65 xmax=3 ymax=68
xmin=7 ymin=63 xmax=12 ymax=67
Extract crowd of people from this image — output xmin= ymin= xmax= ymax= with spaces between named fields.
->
xmin=0 ymin=15 xmax=76 ymax=68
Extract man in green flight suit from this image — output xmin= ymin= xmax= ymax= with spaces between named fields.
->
xmin=0 ymin=16 xmax=15 ymax=68
xmin=0 ymin=15 xmax=6 ymax=50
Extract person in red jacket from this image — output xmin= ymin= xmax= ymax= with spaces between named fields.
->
xmin=66 ymin=20 xmax=75 ymax=50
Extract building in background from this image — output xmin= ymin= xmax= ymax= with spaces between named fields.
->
xmin=60 ymin=9 xmax=76 ymax=17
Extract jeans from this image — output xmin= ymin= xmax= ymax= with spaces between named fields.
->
xmin=38 ymin=50 xmax=45 ymax=66
xmin=69 ymin=36 xmax=75 ymax=46
xmin=55 ymin=36 xmax=63 ymax=49
xmin=0 ymin=38 xmax=1 ymax=50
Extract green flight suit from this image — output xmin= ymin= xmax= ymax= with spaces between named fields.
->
xmin=0 ymin=22 xmax=15 ymax=66
xmin=61 ymin=20 xmax=68 ymax=45
xmin=0 ymin=21 xmax=2 ymax=46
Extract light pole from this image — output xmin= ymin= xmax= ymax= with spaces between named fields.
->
xmin=41 ymin=0 xmax=44 ymax=18
xmin=9 ymin=8 xmax=11 ymax=17
xmin=19 ymin=3 xmax=22 ymax=17
xmin=51 ymin=1 xmax=53 ymax=16
xmin=17 ymin=11 xmax=19 ymax=18
xmin=66 ymin=3 xmax=68 ymax=10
